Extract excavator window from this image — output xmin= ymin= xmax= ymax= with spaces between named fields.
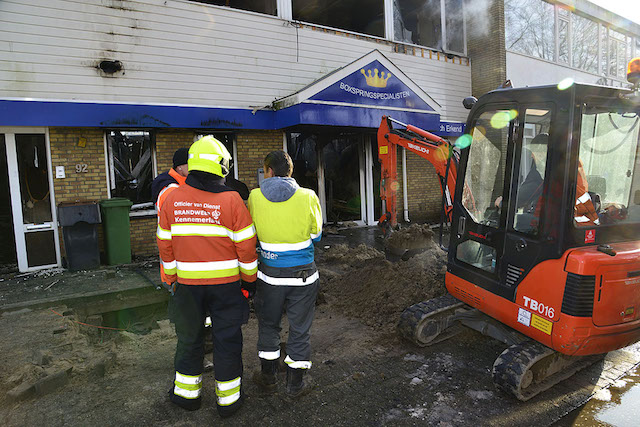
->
xmin=461 ymin=109 xmax=514 ymax=227
xmin=512 ymin=109 xmax=551 ymax=235
xmin=576 ymin=103 xmax=640 ymax=226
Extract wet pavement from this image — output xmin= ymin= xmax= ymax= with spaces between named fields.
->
xmin=554 ymin=364 xmax=640 ymax=427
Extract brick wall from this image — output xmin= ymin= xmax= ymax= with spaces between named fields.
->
xmin=236 ymin=130 xmax=284 ymax=190
xmin=466 ymin=0 xmax=507 ymax=98
xmin=50 ymin=128 xmax=107 ymax=260
xmin=130 ymin=216 xmax=158 ymax=257
xmin=50 ymin=127 xmax=197 ymax=260
xmin=392 ymin=148 xmax=443 ymax=224
xmin=155 ymin=130 xmax=195 ymax=172
xmin=50 ymin=128 xmax=108 ymax=205
xmin=406 ymin=151 xmax=442 ymax=222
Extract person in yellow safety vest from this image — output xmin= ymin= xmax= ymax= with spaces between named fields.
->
xmin=248 ymin=150 xmax=322 ymax=398
xmin=156 ymin=136 xmax=257 ymax=418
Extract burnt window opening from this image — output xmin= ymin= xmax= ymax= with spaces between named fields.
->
xmin=394 ymin=0 xmax=442 ymax=50
xmin=189 ymin=0 xmax=277 ymax=16
xmin=106 ymin=131 xmax=155 ymax=211
xmin=194 ymin=132 xmax=237 ymax=178
xmin=293 ymin=0 xmax=385 ymax=38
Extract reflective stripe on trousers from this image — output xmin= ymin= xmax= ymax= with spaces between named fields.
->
xmin=174 ymin=371 xmax=202 ymax=399
xmin=216 ymin=377 xmax=241 ymax=406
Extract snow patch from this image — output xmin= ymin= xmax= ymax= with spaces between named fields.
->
xmin=403 ymin=354 xmax=426 ymax=362
xmin=612 ymin=379 xmax=627 ymax=388
xmin=593 ymin=387 xmax=612 ymax=401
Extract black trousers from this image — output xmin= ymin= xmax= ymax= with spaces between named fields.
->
xmin=172 ymin=281 xmax=248 ymax=406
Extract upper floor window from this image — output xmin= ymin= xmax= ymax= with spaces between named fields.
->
xmin=190 ymin=0 xmax=277 ymax=15
xmin=572 ymin=13 xmax=598 ymax=73
xmin=192 ymin=0 xmax=466 ymax=54
xmin=505 ymin=0 xmax=555 ymax=61
xmin=393 ymin=0 xmax=464 ymax=53
xmin=506 ymin=0 xmax=638 ymax=80
xmin=293 ymin=0 xmax=385 ymax=38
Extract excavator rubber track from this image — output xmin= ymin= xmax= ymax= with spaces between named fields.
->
xmin=492 ymin=340 xmax=604 ymax=401
xmin=397 ymin=294 xmax=465 ymax=347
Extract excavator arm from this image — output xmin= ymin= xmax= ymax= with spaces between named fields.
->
xmin=377 ymin=116 xmax=459 ymax=232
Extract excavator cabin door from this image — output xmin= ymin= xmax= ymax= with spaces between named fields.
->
xmin=449 ymin=100 xmax=557 ymax=302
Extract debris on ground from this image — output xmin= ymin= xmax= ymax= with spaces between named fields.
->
xmin=385 ymin=224 xmax=438 ymax=256
xmin=319 ymin=231 xmax=447 ymax=332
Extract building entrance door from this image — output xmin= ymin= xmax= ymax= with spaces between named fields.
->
xmin=1 ymin=129 xmax=61 ymax=272
xmin=0 ymin=135 xmax=17 ymax=268
xmin=288 ymin=131 xmax=380 ymax=226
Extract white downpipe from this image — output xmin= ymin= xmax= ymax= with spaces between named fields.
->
xmin=402 ymin=147 xmax=410 ymax=223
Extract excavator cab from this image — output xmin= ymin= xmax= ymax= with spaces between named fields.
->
xmin=449 ymin=82 xmax=640 ymax=310
xmin=397 ymin=71 xmax=640 ymax=400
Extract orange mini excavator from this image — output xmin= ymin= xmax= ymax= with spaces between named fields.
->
xmin=379 ymin=58 xmax=640 ymax=400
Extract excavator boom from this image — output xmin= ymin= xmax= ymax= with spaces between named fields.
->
xmin=377 ymin=116 xmax=458 ymax=231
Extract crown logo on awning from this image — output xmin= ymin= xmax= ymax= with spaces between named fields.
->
xmin=360 ymin=68 xmax=391 ymax=88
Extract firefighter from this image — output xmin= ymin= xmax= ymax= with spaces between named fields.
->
xmin=248 ymin=150 xmax=322 ymax=398
xmin=152 ymin=148 xmax=189 ymax=286
xmin=156 ymin=136 xmax=257 ymax=417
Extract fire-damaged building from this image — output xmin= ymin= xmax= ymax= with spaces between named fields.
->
xmin=0 ymin=0 xmax=638 ymax=272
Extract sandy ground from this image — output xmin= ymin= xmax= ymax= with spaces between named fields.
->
xmin=1 ymin=229 xmax=639 ymax=426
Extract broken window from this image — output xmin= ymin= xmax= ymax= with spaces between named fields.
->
xmin=106 ymin=131 xmax=155 ymax=211
xmin=505 ymin=0 xmax=555 ymax=61
xmin=444 ymin=0 xmax=464 ymax=53
xmin=189 ymin=0 xmax=277 ymax=16
xmin=194 ymin=133 xmax=237 ymax=178
xmin=394 ymin=0 xmax=442 ymax=49
xmin=287 ymin=132 xmax=319 ymax=195
xmin=292 ymin=0 xmax=385 ymax=38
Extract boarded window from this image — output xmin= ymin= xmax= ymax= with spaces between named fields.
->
xmin=293 ymin=0 xmax=384 ymax=38
xmin=190 ymin=0 xmax=277 ymax=15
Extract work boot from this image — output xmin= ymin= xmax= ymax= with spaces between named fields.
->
xmin=252 ymin=359 xmax=279 ymax=394
xmin=285 ymin=366 xmax=313 ymax=398
xmin=216 ymin=391 xmax=244 ymax=418
xmin=168 ymin=388 xmax=202 ymax=411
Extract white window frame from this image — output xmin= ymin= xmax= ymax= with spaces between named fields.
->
xmin=194 ymin=132 xmax=239 ymax=180
xmin=1 ymin=127 xmax=62 ymax=272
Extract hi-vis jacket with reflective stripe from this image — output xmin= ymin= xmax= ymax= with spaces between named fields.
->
xmin=155 ymin=168 xmax=187 ymax=212
xmin=157 ymin=184 xmax=258 ymax=285
xmin=248 ymin=185 xmax=322 ymax=269
xmin=154 ymin=168 xmax=188 ymax=285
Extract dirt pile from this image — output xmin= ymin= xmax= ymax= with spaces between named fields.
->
xmin=385 ymin=224 xmax=437 ymax=254
xmin=318 ymin=237 xmax=447 ymax=333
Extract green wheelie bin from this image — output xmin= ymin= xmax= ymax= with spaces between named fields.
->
xmin=99 ymin=198 xmax=133 ymax=265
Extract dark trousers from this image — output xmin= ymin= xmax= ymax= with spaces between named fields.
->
xmin=255 ymin=280 xmax=319 ymax=362
xmin=173 ymin=281 xmax=249 ymax=384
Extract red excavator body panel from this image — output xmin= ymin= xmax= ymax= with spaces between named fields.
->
xmin=446 ymin=241 xmax=640 ymax=356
